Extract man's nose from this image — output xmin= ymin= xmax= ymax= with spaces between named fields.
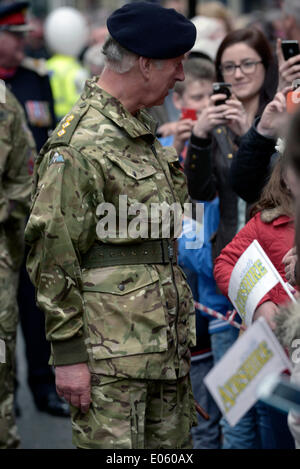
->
xmin=176 ymin=64 xmax=185 ymax=82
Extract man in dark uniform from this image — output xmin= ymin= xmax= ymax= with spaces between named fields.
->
xmin=0 ymin=1 xmax=68 ymax=416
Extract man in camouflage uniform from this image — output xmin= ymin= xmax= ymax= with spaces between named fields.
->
xmin=25 ymin=2 xmax=198 ymax=449
xmin=0 ymin=87 xmax=34 ymax=448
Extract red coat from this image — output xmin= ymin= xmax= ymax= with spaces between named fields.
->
xmin=214 ymin=210 xmax=296 ymax=308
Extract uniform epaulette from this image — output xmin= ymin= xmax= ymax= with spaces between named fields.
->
xmin=48 ymin=102 xmax=90 ymax=147
xmin=32 ymin=102 xmax=89 ymax=197
xmin=21 ymin=57 xmax=49 ymax=77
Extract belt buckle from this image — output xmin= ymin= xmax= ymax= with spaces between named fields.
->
xmin=160 ymin=240 xmax=176 ymax=264
xmin=168 ymin=243 xmax=174 ymax=261
xmin=168 ymin=240 xmax=177 ymax=264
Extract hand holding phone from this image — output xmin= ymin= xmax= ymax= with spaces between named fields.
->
xmin=287 ymin=80 xmax=300 ymax=114
xmin=281 ymin=40 xmax=300 ymax=61
xmin=277 ymin=39 xmax=300 ymax=91
xmin=181 ymin=108 xmax=197 ymax=121
xmin=212 ymin=82 xmax=232 ymax=106
xmin=213 ymin=90 xmax=251 ymax=137
xmin=173 ymin=116 xmax=195 ymax=156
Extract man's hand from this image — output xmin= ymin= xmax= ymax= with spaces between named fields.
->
xmin=256 ymin=88 xmax=290 ymax=138
xmin=55 ymin=363 xmax=91 ymax=413
xmin=253 ymin=301 xmax=279 ymax=329
xmin=277 ymin=38 xmax=300 ymax=91
xmin=283 ymin=246 xmax=298 ymax=286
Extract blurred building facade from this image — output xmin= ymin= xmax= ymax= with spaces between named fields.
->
xmin=28 ymin=0 xmax=118 ymax=17
xmin=26 ymin=0 xmax=283 ymax=18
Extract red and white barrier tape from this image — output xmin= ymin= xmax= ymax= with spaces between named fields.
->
xmin=194 ymin=301 xmax=246 ymax=331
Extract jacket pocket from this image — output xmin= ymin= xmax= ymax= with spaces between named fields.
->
xmin=106 ymin=152 xmax=157 ymax=180
xmin=104 ymin=152 xmax=160 ymax=214
xmin=82 ymin=264 xmax=168 ymax=361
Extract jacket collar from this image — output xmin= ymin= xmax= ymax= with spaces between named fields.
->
xmin=260 ymin=206 xmax=294 ymax=225
xmin=81 ymin=77 xmax=157 ymax=139
xmin=273 ymin=216 xmax=294 ymax=226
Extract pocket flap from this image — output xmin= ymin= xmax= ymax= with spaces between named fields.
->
xmin=106 ymin=152 xmax=157 ymax=180
xmin=82 ymin=264 xmax=159 ymax=295
xmin=160 ymin=146 xmax=180 ymax=165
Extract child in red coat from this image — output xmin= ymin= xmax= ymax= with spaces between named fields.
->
xmin=214 ymin=155 xmax=299 ymax=329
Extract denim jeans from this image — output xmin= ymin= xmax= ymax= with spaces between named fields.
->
xmin=219 ymin=400 xmax=270 ymax=449
xmin=210 ymin=328 xmax=295 ymax=449
xmin=190 ymin=355 xmax=221 ymax=449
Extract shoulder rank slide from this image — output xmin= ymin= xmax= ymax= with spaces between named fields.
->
xmin=50 ymin=103 xmax=89 ymax=146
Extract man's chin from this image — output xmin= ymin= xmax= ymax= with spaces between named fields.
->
xmin=150 ymin=97 xmax=165 ymax=107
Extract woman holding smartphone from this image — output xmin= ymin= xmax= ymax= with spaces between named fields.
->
xmin=185 ymin=28 xmax=276 ymax=258
xmin=183 ymin=28 xmax=294 ymax=449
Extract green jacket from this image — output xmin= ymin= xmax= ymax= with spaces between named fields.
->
xmin=25 ymin=77 xmax=195 ymax=380
xmin=0 ymin=89 xmax=34 ymax=270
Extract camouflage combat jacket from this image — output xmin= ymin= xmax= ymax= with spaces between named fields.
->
xmin=0 ymin=89 xmax=34 ymax=270
xmin=25 ymin=77 xmax=195 ymax=380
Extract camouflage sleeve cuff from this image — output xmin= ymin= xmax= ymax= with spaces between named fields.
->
xmin=50 ymin=336 xmax=89 ymax=366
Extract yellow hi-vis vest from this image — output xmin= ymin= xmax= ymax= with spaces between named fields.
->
xmin=47 ymin=54 xmax=88 ymax=121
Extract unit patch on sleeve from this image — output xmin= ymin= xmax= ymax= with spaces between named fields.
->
xmin=49 ymin=151 xmax=65 ymax=166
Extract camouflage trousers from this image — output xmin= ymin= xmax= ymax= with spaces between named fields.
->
xmin=70 ymin=373 xmax=197 ymax=449
xmin=0 ymin=269 xmax=20 ymax=449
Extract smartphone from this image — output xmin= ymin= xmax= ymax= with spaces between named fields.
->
xmin=212 ymin=82 xmax=232 ymax=106
xmin=281 ymin=40 xmax=300 ymax=61
xmin=181 ymin=108 xmax=197 ymax=121
xmin=257 ymin=373 xmax=300 ymax=414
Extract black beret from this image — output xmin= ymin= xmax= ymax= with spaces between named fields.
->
xmin=107 ymin=2 xmax=196 ymax=59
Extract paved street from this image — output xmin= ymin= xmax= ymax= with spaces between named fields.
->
xmin=16 ymin=327 xmax=74 ymax=449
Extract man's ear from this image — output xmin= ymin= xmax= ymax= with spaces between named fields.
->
xmin=138 ymin=56 xmax=152 ymax=80
xmin=173 ymin=91 xmax=183 ymax=111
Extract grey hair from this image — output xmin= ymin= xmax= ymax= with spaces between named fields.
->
xmin=83 ymin=44 xmax=105 ymax=70
xmin=153 ymin=59 xmax=164 ymax=70
xmin=283 ymin=0 xmax=300 ymax=27
xmin=102 ymin=35 xmax=166 ymax=74
xmin=102 ymin=35 xmax=138 ymax=74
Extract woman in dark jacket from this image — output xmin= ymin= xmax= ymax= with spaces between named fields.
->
xmin=185 ymin=28 xmax=277 ymax=261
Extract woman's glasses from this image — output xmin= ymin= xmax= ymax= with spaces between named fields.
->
xmin=220 ymin=60 xmax=263 ymax=76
